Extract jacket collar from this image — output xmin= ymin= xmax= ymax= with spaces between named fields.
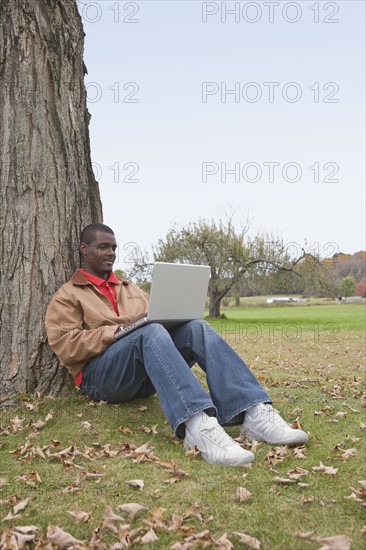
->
xmin=71 ymin=269 xmax=129 ymax=286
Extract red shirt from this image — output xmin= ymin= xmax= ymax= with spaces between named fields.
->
xmin=74 ymin=270 xmax=120 ymax=386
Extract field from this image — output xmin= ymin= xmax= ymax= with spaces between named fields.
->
xmin=0 ymin=302 xmax=365 ymax=549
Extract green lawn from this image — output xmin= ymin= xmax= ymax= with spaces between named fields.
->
xmin=0 ymin=303 xmax=365 ymax=548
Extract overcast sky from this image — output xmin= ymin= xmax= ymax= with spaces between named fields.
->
xmin=78 ymin=0 xmax=365 ymax=269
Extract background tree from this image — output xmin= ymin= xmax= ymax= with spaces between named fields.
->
xmin=339 ymin=276 xmax=356 ymax=297
xmin=0 ymin=0 xmax=102 ymax=396
xmin=130 ymin=219 xmax=303 ymax=317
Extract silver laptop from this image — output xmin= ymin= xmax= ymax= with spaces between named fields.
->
xmin=115 ymin=262 xmax=210 ymax=339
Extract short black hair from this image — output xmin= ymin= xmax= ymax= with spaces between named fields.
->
xmin=80 ymin=223 xmax=115 ymax=245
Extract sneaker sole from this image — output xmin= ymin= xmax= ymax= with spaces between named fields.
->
xmin=184 ymin=434 xmax=255 ymax=466
xmin=242 ymin=428 xmax=308 ymax=447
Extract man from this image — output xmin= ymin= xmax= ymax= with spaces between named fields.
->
xmin=46 ymin=223 xmax=308 ymax=467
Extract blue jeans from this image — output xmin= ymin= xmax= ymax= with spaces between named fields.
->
xmin=81 ymin=320 xmax=271 ymax=438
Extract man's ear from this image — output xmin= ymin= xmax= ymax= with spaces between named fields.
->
xmin=80 ymin=242 xmax=88 ymax=258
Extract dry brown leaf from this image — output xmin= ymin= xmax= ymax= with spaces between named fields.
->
xmin=342 ymin=402 xmax=359 ymax=413
xmin=318 ymin=534 xmax=352 ymax=550
xmin=298 ymin=482 xmax=310 ymax=488
xmin=164 ymin=476 xmax=181 ymax=485
xmin=214 ymin=532 xmax=234 ymax=549
xmin=301 ymin=495 xmax=316 ymax=505
xmin=141 ymin=528 xmax=158 ymax=544
xmin=13 ymin=531 xmax=37 ymax=549
xmin=264 ymin=445 xmax=288 ymax=466
xmin=67 ymin=503 xmax=91 ymax=523
xmin=293 ymin=446 xmax=307 ymax=459
xmin=312 ymin=462 xmax=338 ymax=476
xmin=236 ymin=487 xmax=253 ymax=502
xmin=335 ymin=411 xmax=347 ymax=418
xmin=273 ymin=477 xmax=297 ymax=485
xmin=119 ymin=425 xmax=133 ymax=434
xmin=183 ymin=503 xmax=203 ymax=522
xmin=232 ymin=531 xmax=260 ymax=549
xmin=126 ymin=479 xmax=144 ymax=490
xmin=81 ymin=420 xmax=93 ymax=430
xmin=13 ymin=497 xmax=31 ymax=514
xmin=101 ymin=506 xmax=124 ymax=534
xmin=118 ymin=502 xmax=148 ymax=521
xmin=47 ymin=525 xmax=84 ymax=548
xmin=3 ymin=510 xmax=22 ymax=521
xmin=292 ymin=417 xmax=302 ymax=430
xmin=15 ymin=471 xmax=42 ymax=486
xmin=338 ymin=448 xmax=357 ymax=461
xmin=138 ymin=424 xmax=158 ymax=434
xmin=287 ymin=467 xmax=310 ymax=480
xmin=295 ymin=530 xmax=315 ymax=540
xmin=10 ymin=415 xmax=25 ymax=433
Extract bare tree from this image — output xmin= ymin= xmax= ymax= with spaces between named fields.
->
xmin=0 ymin=0 xmax=102 ymax=396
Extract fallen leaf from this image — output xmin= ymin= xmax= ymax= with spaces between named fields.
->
xmin=119 ymin=425 xmax=133 ymax=434
xmin=295 ymin=531 xmax=315 ymax=540
xmin=287 ymin=467 xmax=310 ymax=480
xmin=141 ymin=528 xmax=158 ymax=544
xmin=13 ymin=497 xmax=31 ymax=514
xmin=126 ymin=479 xmax=144 ymax=490
xmin=318 ymin=534 xmax=352 ymax=550
xmin=67 ymin=503 xmax=91 ymax=523
xmin=342 ymin=402 xmax=359 ymax=413
xmin=232 ymin=531 xmax=260 ymax=549
xmin=292 ymin=417 xmax=302 ymax=430
xmin=301 ymin=495 xmax=316 ymax=505
xmin=338 ymin=448 xmax=357 ymax=461
xmin=138 ymin=424 xmax=158 ymax=434
xmin=183 ymin=503 xmax=203 ymax=522
xmin=163 ymin=476 xmax=181 ymax=484
xmin=273 ymin=477 xmax=297 ymax=485
xmin=293 ymin=446 xmax=307 ymax=459
xmin=118 ymin=502 xmax=148 ymax=521
xmin=312 ymin=462 xmax=338 ymax=476
xmin=3 ymin=511 xmax=22 ymax=521
xmin=14 ymin=471 xmax=42 ymax=487
xmin=236 ymin=487 xmax=253 ymax=502
xmin=214 ymin=532 xmax=234 ymax=549
xmin=335 ymin=412 xmax=347 ymax=418
xmin=47 ymin=525 xmax=84 ymax=548
xmin=101 ymin=506 xmax=124 ymax=534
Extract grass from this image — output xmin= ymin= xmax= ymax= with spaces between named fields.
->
xmin=0 ymin=303 xmax=365 ymax=548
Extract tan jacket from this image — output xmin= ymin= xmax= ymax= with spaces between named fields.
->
xmin=45 ymin=269 xmax=149 ymax=377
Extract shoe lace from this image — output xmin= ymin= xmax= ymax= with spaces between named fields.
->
xmin=201 ymin=421 xmax=234 ymax=447
xmin=262 ymin=404 xmax=290 ymax=427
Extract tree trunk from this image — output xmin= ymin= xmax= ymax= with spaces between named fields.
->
xmin=0 ymin=0 xmax=103 ymax=396
xmin=208 ymin=291 xmax=222 ymax=318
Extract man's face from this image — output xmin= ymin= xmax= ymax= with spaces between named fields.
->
xmin=80 ymin=231 xmax=117 ymax=279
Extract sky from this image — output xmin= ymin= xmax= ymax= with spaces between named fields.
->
xmin=78 ymin=0 xmax=365 ymax=270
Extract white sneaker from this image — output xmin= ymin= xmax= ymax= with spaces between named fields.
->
xmin=241 ymin=403 xmax=308 ymax=446
xmin=184 ymin=416 xmax=254 ymax=466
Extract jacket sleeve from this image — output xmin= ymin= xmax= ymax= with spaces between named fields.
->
xmin=45 ymin=291 xmax=118 ymax=368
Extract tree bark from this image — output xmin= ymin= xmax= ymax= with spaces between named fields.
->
xmin=0 ymin=0 xmax=103 ymax=396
